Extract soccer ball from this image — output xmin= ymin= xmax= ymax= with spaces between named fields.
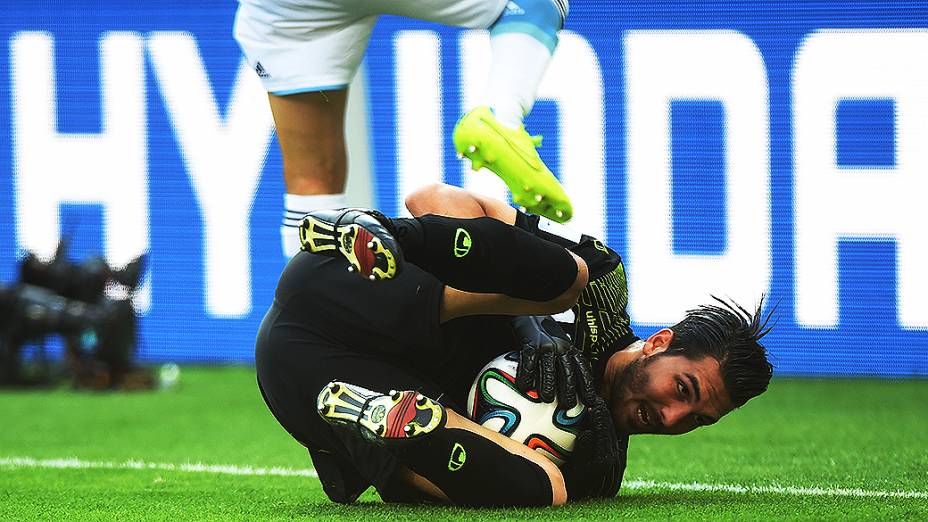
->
xmin=466 ymin=351 xmax=586 ymax=466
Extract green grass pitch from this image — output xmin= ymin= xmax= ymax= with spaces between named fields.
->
xmin=1 ymin=367 xmax=925 ymax=520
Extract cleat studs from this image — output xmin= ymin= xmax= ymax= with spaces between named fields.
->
xmin=404 ymin=425 xmax=412 ymax=434
xmin=468 ymin=145 xmax=476 ymax=153
xmin=368 ymin=274 xmax=377 ymax=281
xmin=347 ymin=265 xmax=356 ymax=273
xmin=534 ymin=194 xmax=543 ymax=202
xmin=376 ymin=425 xmax=385 ymax=436
xmin=456 ymin=152 xmax=464 ymax=159
xmin=555 ymin=209 xmax=564 ymax=218
xmin=518 ymin=206 xmax=527 ymax=213
xmin=330 ymin=383 xmax=341 ymax=393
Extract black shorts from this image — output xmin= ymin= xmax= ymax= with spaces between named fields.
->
xmin=255 ymin=253 xmax=456 ymax=503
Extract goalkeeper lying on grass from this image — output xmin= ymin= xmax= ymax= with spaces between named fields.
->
xmin=255 ymin=183 xmax=774 ymax=506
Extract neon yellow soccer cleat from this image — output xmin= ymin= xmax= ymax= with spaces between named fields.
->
xmin=453 ymin=106 xmax=573 ymax=223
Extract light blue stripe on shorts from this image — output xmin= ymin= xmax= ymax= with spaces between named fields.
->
xmin=271 ymin=84 xmax=349 ymax=96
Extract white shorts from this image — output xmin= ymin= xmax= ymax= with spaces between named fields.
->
xmin=233 ymin=0 xmax=508 ymax=95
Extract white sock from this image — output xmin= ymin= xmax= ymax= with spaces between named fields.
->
xmin=281 ymin=193 xmax=347 ymax=258
xmin=484 ymin=33 xmax=554 ymax=129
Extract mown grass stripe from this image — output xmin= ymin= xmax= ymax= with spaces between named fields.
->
xmin=3 ymin=456 xmax=926 ymax=499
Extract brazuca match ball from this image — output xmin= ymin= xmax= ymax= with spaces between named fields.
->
xmin=466 ymin=351 xmax=586 ymax=466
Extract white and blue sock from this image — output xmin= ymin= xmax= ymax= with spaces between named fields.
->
xmin=282 ymin=193 xmax=347 ymax=258
xmin=484 ymin=0 xmax=568 ymax=128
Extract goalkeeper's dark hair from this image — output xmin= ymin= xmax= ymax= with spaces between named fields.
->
xmin=665 ymin=296 xmax=774 ymax=408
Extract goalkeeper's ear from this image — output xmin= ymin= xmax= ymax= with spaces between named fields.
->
xmin=642 ymin=328 xmax=674 ymax=357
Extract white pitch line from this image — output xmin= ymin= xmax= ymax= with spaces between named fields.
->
xmin=2 ymin=456 xmax=926 ymax=500
xmin=621 ymin=479 xmax=928 ymax=500
xmin=0 ymin=456 xmax=318 ymax=478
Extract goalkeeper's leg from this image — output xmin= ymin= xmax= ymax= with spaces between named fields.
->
xmin=300 ymin=208 xmax=588 ymax=309
xmin=318 ymin=380 xmax=566 ymax=507
xmin=388 ymin=214 xmax=586 ymax=305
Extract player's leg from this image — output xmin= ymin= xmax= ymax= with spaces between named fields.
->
xmin=259 ymin=229 xmax=566 ymax=504
xmin=407 ymin=182 xmax=624 ymax=287
xmin=408 ymin=182 xmax=577 ymax=245
xmin=374 ymin=0 xmax=572 ymax=222
xmin=390 ymin=214 xmax=587 ymax=304
xmin=268 ymin=90 xmax=350 ymax=257
xmin=318 ymin=380 xmax=567 ymax=506
xmin=233 ymin=0 xmax=376 ymax=257
xmin=299 ymin=208 xmax=588 ymax=306
xmin=258 ymin=303 xmax=562 ymax=505
xmin=257 ymin=305 xmax=448 ymax=504
xmin=454 ymin=0 xmax=573 ymax=223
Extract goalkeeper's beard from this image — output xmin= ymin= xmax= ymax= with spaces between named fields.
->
xmin=609 ymin=354 xmax=654 ymax=433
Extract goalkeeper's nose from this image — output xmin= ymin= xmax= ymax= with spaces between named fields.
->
xmin=659 ymin=401 xmax=690 ymax=430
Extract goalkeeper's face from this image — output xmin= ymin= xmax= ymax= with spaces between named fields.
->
xmin=609 ymin=349 xmax=733 ymax=436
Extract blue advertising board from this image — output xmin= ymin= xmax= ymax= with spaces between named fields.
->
xmin=1 ymin=1 xmax=927 ymax=375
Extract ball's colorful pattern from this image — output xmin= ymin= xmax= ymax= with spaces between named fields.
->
xmin=467 ymin=351 xmax=586 ymax=466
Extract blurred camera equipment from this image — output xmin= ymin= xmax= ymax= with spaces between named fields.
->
xmin=0 ymin=240 xmax=148 ymax=389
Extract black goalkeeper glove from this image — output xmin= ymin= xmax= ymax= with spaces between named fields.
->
xmin=560 ymin=396 xmax=627 ymax=501
xmin=512 ymin=315 xmax=598 ymax=409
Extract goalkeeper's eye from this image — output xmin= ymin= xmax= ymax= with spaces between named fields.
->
xmin=676 ymin=379 xmax=688 ymax=399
